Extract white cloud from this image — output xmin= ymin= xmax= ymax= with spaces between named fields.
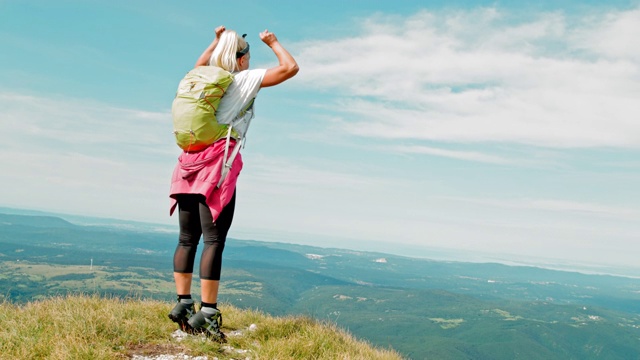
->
xmin=0 ymin=92 xmax=176 ymax=157
xmin=392 ymin=145 xmax=513 ymax=164
xmin=574 ymin=8 xmax=640 ymax=61
xmin=441 ymin=196 xmax=640 ymax=222
xmin=528 ymin=199 xmax=640 ymax=218
xmin=295 ymin=7 xmax=640 ymax=148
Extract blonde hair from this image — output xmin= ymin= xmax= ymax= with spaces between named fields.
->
xmin=209 ymin=31 xmax=248 ymax=72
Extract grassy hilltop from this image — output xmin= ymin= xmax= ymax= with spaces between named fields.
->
xmin=0 ymin=294 xmax=402 ymax=360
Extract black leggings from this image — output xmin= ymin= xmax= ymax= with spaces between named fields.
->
xmin=173 ymin=191 xmax=236 ymax=280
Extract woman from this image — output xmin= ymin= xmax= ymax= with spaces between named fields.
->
xmin=167 ymin=25 xmax=298 ymax=341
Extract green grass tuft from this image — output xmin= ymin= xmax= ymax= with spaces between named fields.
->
xmin=0 ymin=294 xmax=403 ymax=359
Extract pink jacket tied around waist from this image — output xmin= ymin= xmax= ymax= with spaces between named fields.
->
xmin=169 ymin=139 xmax=242 ymax=223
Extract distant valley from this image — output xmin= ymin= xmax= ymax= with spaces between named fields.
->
xmin=1 ymin=211 xmax=640 ymax=359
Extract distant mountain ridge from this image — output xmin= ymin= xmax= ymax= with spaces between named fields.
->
xmin=0 ymin=206 xmax=174 ymax=232
xmin=3 ymin=205 xmax=638 ymax=278
xmin=0 ymin=213 xmax=75 ymax=228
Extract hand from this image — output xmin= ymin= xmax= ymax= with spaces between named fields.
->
xmin=215 ymin=26 xmax=226 ymax=39
xmin=259 ymin=29 xmax=278 ymax=47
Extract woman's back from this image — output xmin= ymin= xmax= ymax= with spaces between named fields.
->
xmin=216 ymin=69 xmax=266 ymax=127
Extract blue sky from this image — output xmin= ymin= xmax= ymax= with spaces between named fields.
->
xmin=1 ymin=0 xmax=639 ymax=273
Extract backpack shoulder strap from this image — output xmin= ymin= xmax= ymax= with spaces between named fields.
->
xmin=216 ymin=97 xmax=256 ymax=188
xmin=216 ymin=130 xmax=243 ymax=188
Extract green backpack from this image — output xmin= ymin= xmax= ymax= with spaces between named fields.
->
xmin=172 ymin=66 xmax=235 ymax=152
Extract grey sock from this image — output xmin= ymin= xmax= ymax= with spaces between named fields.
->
xmin=201 ymin=306 xmax=219 ymax=315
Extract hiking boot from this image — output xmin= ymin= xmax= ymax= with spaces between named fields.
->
xmin=187 ymin=308 xmax=226 ymax=342
xmin=168 ymin=300 xmax=196 ymax=331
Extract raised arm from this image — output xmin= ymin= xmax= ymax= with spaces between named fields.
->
xmin=194 ymin=26 xmax=226 ymax=67
xmin=259 ymin=30 xmax=299 ymax=88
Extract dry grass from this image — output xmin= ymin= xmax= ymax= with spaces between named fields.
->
xmin=0 ymin=294 xmax=403 ymax=360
